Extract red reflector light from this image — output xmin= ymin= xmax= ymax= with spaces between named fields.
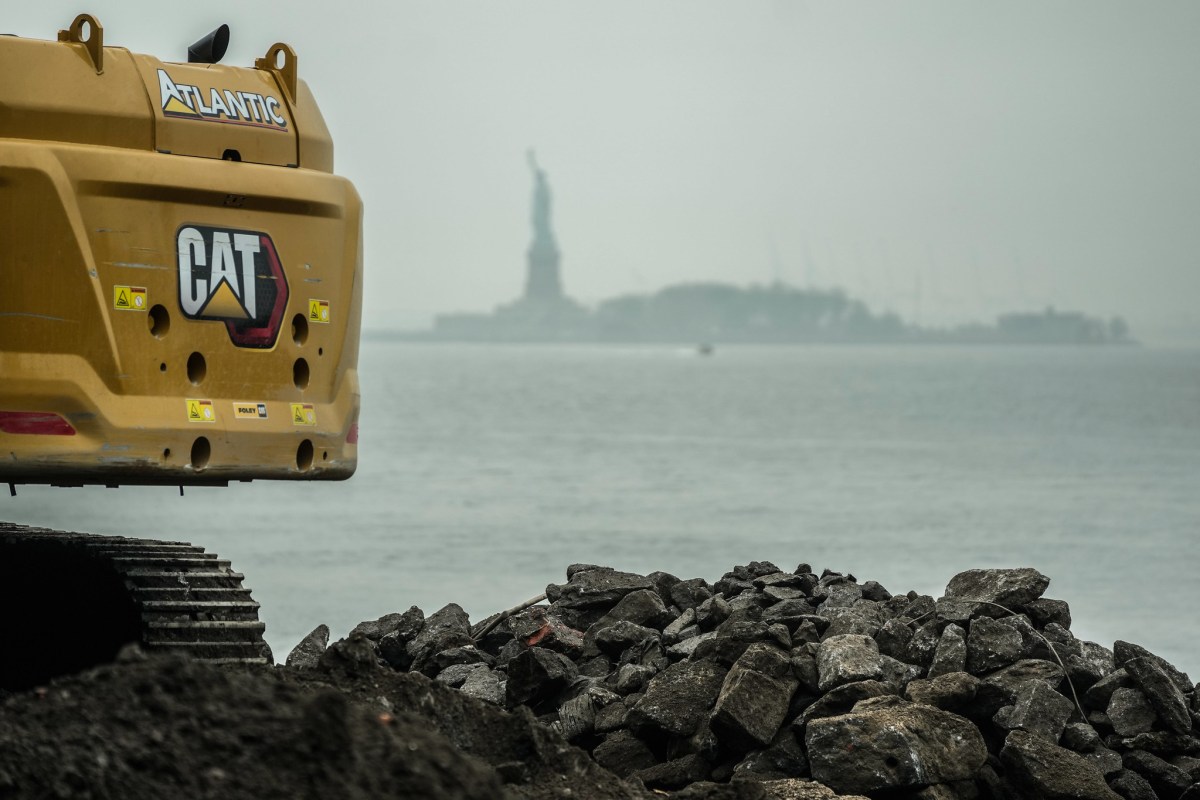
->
xmin=0 ymin=411 xmax=76 ymax=435
xmin=346 ymin=423 xmax=359 ymax=444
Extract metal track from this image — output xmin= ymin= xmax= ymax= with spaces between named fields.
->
xmin=0 ymin=523 xmax=271 ymax=667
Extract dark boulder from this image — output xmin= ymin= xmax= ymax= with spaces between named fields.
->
xmin=937 ymin=567 xmax=1051 ymax=622
xmin=285 ymin=624 xmax=330 ymax=670
xmin=805 ymin=701 xmax=987 ymax=793
xmin=999 ymin=729 xmax=1121 ymax=800
xmin=627 ymin=658 xmax=728 ymax=739
xmin=505 ymin=647 xmax=578 ymax=711
xmin=815 ymin=634 xmax=882 ymax=691
xmin=1125 ymin=657 xmax=1193 ymax=735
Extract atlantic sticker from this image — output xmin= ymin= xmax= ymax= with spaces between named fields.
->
xmin=187 ymin=399 xmax=215 ymax=423
xmin=114 ymin=285 xmax=147 ymax=311
xmin=291 ymin=403 xmax=316 ymax=426
xmin=233 ymin=402 xmax=269 ymax=420
xmin=176 ymin=225 xmax=289 ymax=348
xmin=157 ymin=69 xmax=288 ymax=131
xmin=308 ymin=299 xmax=330 ymax=324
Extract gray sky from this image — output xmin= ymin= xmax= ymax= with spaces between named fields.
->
xmin=11 ymin=2 xmax=1200 ymax=342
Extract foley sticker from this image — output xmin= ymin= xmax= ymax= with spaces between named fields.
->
xmin=187 ymin=399 xmax=215 ymax=423
xmin=232 ymin=402 xmax=268 ymax=420
xmin=308 ymin=299 xmax=330 ymax=324
xmin=290 ymin=403 xmax=316 ymax=426
xmin=114 ymin=286 xmax=147 ymax=311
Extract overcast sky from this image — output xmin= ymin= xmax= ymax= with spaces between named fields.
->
xmin=11 ymin=3 xmax=1200 ymax=342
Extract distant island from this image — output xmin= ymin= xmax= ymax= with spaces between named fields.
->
xmin=393 ymin=155 xmax=1133 ymax=346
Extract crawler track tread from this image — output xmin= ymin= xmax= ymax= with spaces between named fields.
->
xmin=0 ymin=522 xmax=271 ymax=666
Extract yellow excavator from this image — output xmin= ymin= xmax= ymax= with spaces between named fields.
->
xmin=0 ymin=15 xmax=362 ymax=689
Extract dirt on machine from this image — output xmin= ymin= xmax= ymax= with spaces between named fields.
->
xmin=0 ymin=15 xmax=362 ymax=690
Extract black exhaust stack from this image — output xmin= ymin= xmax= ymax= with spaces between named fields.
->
xmin=188 ymin=24 xmax=229 ymax=64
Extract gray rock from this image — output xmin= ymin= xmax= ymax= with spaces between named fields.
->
xmin=762 ymin=599 xmax=819 ymax=630
xmin=695 ymin=595 xmax=732 ymax=630
xmin=1067 ymin=640 xmax=1117 ymax=689
xmin=504 ymin=646 xmax=578 ymax=710
xmin=668 ymin=631 xmax=717 ymax=661
xmin=285 ymin=624 xmax=330 ymax=670
xmin=816 ymin=634 xmax=883 ymax=691
xmin=732 ymin=728 xmax=809 ymax=781
xmin=663 ymin=607 xmax=697 ymax=643
xmin=593 ymin=588 xmax=673 ymax=632
xmin=976 ymin=658 xmax=1065 ymax=715
xmin=627 ymin=658 xmax=728 ymax=739
xmin=994 ymin=679 xmax=1075 ymax=741
xmin=669 ymin=577 xmax=713 ymax=611
xmin=758 ymin=779 xmax=862 ymax=800
xmin=614 ymin=663 xmax=656 ymax=694
xmin=907 ymin=621 xmax=941 ymax=669
xmin=821 ymin=604 xmax=887 ymax=639
xmin=1125 ymin=656 xmax=1193 ymax=735
xmin=796 ymin=680 xmax=891 ymax=730
xmin=905 ymin=672 xmax=980 ymax=711
xmin=1062 ymin=722 xmax=1104 ymax=753
xmin=593 ymin=620 xmax=659 ymax=656
xmin=937 ymin=567 xmax=1051 ymax=622
xmin=592 ymin=729 xmax=657 ymax=778
xmin=1086 ymin=668 xmax=1133 ymax=711
xmin=1108 ymin=687 xmax=1159 ymax=737
xmin=435 ymin=662 xmax=489 ymax=688
xmin=928 ymin=623 xmax=967 ymax=678
xmin=406 ymin=603 xmax=473 ymax=676
xmin=633 ymin=753 xmax=710 ymax=790
xmin=1108 ymin=769 xmax=1159 ymax=800
xmin=1025 ymin=598 xmax=1072 ymax=629
xmin=860 ymin=580 xmax=891 ymax=602
xmin=1083 ymin=747 xmax=1125 ymax=778
xmin=376 ymin=606 xmax=426 ymax=670
xmin=458 ymin=666 xmax=505 ymax=705
xmin=999 ymin=729 xmax=1121 ymax=800
xmin=427 ymin=644 xmax=493 ymax=675
xmin=710 ymin=643 xmax=798 ymax=751
xmin=966 ymin=615 xmax=1023 ymax=675
xmin=547 ymin=568 xmax=656 ymax=628
xmin=805 ymin=701 xmax=987 ymax=793
xmin=874 ymin=618 xmax=914 ymax=660
xmin=1114 ymin=641 xmax=1192 ymax=695
xmin=1122 ymin=749 xmax=1194 ymax=799
xmin=877 ymin=654 xmax=923 ymax=693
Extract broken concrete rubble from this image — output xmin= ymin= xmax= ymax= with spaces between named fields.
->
xmin=291 ymin=562 xmax=1200 ymax=799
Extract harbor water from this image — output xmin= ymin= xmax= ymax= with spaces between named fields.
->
xmin=7 ymin=342 xmax=1200 ymax=671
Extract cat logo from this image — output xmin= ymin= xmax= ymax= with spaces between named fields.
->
xmin=177 ymin=225 xmax=289 ymax=348
xmin=157 ymin=69 xmax=288 ymax=131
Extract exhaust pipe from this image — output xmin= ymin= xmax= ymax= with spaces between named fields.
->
xmin=188 ymin=24 xmax=229 ymax=64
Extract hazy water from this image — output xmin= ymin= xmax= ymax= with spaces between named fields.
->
xmin=6 ymin=343 xmax=1200 ymax=672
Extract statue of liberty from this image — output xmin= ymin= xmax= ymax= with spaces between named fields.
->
xmin=523 ymin=150 xmax=563 ymax=301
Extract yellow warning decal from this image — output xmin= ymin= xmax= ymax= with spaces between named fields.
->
xmin=114 ymin=285 xmax=148 ymax=311
xmin=187 ymin=399 xmax=216 ymax=423
xmin=291 ymin=403 xmax=316 ymax=426
xmin=232 ymin=402 xmax=268 ymax=420
xmin=308 ymin=299 xmax=331 ymax=324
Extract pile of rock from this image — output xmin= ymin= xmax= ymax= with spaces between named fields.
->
xmin=290 ymin=563 xmax=1200 ymax=799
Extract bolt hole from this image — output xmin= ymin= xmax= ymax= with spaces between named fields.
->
xmin=222 ymin=149 xmax=241 ymax=162
xmin=292 ymin=313 xmax=308 ymax=346
xmin=296 ymin=439 xmax=314 ymax=471
xmin=159 ymin=362 xmax=167 ymax=372
xmin=187 ymin=352 xmax=206 ymax=385
xmin=190 ymin=437 xmax=211 ymax=470
xmin=149 ymin=304 xmax=170 ymax=338
xmin=163 ymin=448 xmax=171 ymax=458
xmin=293 ymin=358 xmax=309 ymax=390
xmin=322 ymin=450 xmax=328 ymax=461
xmin=318 ymin=347 xmax=324 ymax=356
